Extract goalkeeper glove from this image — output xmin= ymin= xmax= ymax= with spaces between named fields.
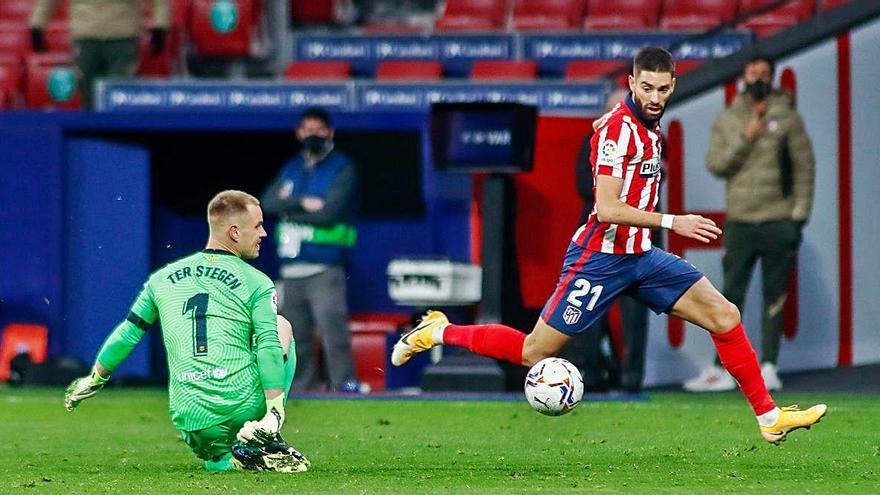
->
xmin=64 ymin=366 xmax=109 ymax=411
xmin=237 ymin=394 xmax=285 ymax=445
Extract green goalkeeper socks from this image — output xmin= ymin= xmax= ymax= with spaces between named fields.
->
xmin=283 ymin=348 xmax=297 ymax=406
xmin=204 ymin=452 xmax=236 ymax=472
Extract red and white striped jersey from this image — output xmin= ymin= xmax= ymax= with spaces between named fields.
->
xmin=578 ymin=96 xmax=663 ymax=254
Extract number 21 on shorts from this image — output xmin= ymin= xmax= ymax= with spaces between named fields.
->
xmin=566 ymin=279 xmax=603 ymax=311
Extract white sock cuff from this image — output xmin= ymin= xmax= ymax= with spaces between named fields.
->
xmin=757 ymin=407 xmax=781 ymax=427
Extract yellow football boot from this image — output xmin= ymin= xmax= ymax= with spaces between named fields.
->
xmin=390 ymin=310 xmax=449 ymax=366
xmin=760 ymin=404 xmax=828 ymax=444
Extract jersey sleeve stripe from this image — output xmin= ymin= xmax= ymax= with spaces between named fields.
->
xmin=126 ymin=311 xmax=152 ymax=331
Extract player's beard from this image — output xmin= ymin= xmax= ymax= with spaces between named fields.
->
xmin=632 ymin=94 xmax=666 ymax=123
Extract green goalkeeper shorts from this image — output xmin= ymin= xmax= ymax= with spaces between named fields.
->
xmin=180 ymin=399 xmax=265 ymax=461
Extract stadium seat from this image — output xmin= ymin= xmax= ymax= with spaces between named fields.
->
xmin=0 ymin=0 xmax=34 ymax=21
xmin=471 ymin=60 xmax=537 ymax=81
xmin=362 ymin=22 xmax=425 ymax=33
xmin=349 ymin=313 xmax=409 ymax=392
xmin=434 ymin=0 xmax=507 ymax=31
xmin=0 ymin=323 xmax=48 ymax=382
xmin=0 ymin=22 xmax=31 ymax=58
xmin=739 ymin=0 xmax=815 ymax=38
xmin=137 ymin=24 xmax=182 ymax=77
xmin=660 ymin=0 xmax=738 ymax=31
xmin=0 ymin=61 xmax=23 ymax=108
xmin=285 ymin=61 xmax=351 ymax=80
xmin=45 ymin=20 xmax=71 ymax=53
xmin=24 ymin=52 xmax=82 ymax=109
xmin=675 ymin=59 xmax=706 ymax=75
xmin=376 ymin=60 xmax=443 ymax=81
xmin=565 ymin=60 xmax=629 ymax=86
xmin=583 ymin=0 xmax=661 ymax=30
xmin=821 ymin=0 xmax=849 ymax=10
xmin=510 ymin=0 xmax=586 ymax=31
xmin=291 ymin=0 xmax=336 ymax=25
xmin=191 ymin=0 xmax=255 ymax=57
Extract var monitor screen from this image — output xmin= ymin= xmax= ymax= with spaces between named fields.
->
xmin=430 ymin=103 xmax=537 ymax=173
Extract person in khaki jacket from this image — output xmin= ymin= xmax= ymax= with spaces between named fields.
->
xmin=684 ymin=55 xmax=815 ymax=393
xmin=30 ymin=0 xmax=170 ymax=109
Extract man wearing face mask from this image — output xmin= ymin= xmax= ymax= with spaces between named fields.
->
xmin=684 ymin=56 xmax=815 ymax=393
xmin=261 ymin=107 xmax=362 ymax=393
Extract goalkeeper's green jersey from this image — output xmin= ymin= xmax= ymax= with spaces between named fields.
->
xmin=127 ymin=249 xmax=282 ymax=431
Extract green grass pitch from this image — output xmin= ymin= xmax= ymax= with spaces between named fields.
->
xmin=1 ymin=388 xmax=878 ymax=494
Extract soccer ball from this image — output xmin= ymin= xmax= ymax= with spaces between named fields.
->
xmin=524 ymin=357 xmax=584 ymax=416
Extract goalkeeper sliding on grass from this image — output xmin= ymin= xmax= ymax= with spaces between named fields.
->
xmin=64 ymin=190 xmax=309 ymax=473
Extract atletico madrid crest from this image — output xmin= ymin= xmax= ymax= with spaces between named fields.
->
xmin=563 ymin=305 xmax=582 ymax=325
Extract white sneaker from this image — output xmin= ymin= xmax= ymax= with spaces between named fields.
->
xmin=683 ymin=365 xmax=737 ymax=392
xmin=761 ymin=362 xmax=783 ymax=391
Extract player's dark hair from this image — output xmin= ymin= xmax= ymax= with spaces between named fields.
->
xmin=633 ymin=47 xmax=675 ymax=77
xmin=207 ymin=190 xmax=260 ymax=224
xmin=300 ymin=106 xmax=332 ymax=128
xmin=746 ymin=54 xmax=775 ymax=74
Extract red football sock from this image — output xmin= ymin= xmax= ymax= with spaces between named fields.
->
xmin=711 ymin=323 xmax=776 ymax=416
xmin=443 ymin=324 xmax=526 ymax=366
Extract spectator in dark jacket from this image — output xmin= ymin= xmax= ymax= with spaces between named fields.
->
xmin=261 ymin=107 xmax=362 ymax=393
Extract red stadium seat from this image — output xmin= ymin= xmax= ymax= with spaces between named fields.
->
xmin=660 ymin=0 xmax=738 ymax=31
xmin=434 ymin=0 xmax=507 ymax=31
xmin=0 ymin=323 xmax=48 ymax=382
xmin=0 ymin=0 xmax=34 ymax=21
xmin=45 ymin=20 xmax=71 ymax=53
xmin=349 ymin=313 xmax=409 ymax=392
xmin=24 ymin=52 xmax=82 ymax=109
xmin=362 ymin=22 xmax=426 ymax=33
xmin=191 ymin=0 xmax=255 ymax=57
xmin=0 ymin=61 xmax=24 ymax=108
xmin=675 ymin=59 xmax=706 ymax=75
xmin=376 ymin=60 xmax=443 ymax=81
xmin=821 ymin=0 xmax=849 ymax=10
xmin=739 ymin=0 xmax=815 ymax=38
xmin=565 ymin=60 xmax=629 ymax=86
xmin=510 ymin=0 xmax=586 ymax=31
xmin=285 ymin=61 xmax=351 ymax=80
xmin=290 ymin=0 xmax=335 ymax=25
xmin=471 ymin=60 xmax=537 ymax=81
xmin=137 ymin=24 xmax=182 ymax=77
xmin=583 ymin=0 xmax=661 ymax=30
xmin=0 ymin=22 xmax=31 ymax=58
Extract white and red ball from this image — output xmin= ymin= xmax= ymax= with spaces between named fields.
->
xmin=524 ymin=357 xmax=584 ymax=416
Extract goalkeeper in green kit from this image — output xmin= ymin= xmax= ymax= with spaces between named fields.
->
xmin=64 ymin=190 xmax=309 ymax=473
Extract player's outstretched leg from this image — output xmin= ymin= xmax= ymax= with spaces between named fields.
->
xmin=671 ymin=277 xmax=826 ymax=444
xmin=391 ymin=311 xmax=569 ymax=368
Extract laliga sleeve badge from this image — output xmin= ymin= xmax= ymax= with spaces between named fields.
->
xmin=601 ymin=140 xmax=616 ymax=159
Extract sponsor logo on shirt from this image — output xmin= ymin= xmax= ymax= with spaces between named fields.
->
xmin=177 ymin=367 xmax=229 ymax=383
xmin=640 ymin=158 xmax=661 ymax=176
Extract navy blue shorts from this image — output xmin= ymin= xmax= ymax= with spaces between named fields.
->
xmin=540 ymin=244 xmax=703 ymax=336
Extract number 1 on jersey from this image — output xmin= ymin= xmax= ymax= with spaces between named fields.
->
xmin=184 ymin=293 xmax=209 ymax=357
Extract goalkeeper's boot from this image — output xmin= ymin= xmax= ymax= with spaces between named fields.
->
xmin=267 ymin=433 xmax=310 ymax=472
xmin=759 ymin=404 xmax=827 ymax=445
xmin=231 ymin=435 xmax=309 ymax=473
xmin=391 ymin=310 xmax=448 ymax=366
